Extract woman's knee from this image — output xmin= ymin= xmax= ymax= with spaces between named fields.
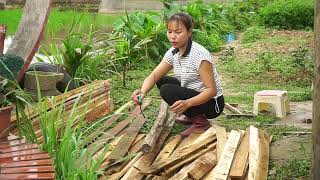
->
xmin=159 ymin=84 xmax=174 ymax=98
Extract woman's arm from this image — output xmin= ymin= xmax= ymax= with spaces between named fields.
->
xmin=132 ymin=59 xmax=172 ymax=99
xmin=170 ymin=60 xmax=217 ymax=113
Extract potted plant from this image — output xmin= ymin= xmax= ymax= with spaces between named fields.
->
xmin=0 ymin=54 xmax=26 ymax=138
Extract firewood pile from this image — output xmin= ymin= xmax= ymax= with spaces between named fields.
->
xmin=97 ymin=100 xmax=271 ymax=180
xmin=7 ymin=80 xmax=270 ymax=179
xmin=10 ymin=80 xmax=113 ymax=143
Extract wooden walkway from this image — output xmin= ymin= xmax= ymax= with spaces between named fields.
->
xmin=0 ymin=135 xmax=55 ymax=179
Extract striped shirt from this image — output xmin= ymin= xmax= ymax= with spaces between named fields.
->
xmin=164 ymin=41 xmax=223 ymax=98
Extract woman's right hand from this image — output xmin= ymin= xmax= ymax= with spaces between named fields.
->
xmin=131 ymin=89 xmax=144 ymax=104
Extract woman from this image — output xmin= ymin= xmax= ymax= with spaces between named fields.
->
xmin=131 ymin=12 xmax=224 ymax=136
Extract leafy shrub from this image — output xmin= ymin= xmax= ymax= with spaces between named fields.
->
xmin=219 ymin=46 xmax=235 ymax=62
xmin=193 ymin=29 xmax=223 ymax=52
xmin=242 ymin=26 xmax=267 ymax=44
xmin=290 ymin=45 xmax=314 ymax=72
xmin=259 ymin=0 xmax=314 ymax=29
xmin=256 ymin=51 xmax=272 ymax=71
xmin=0 ymin=54 xmax=24 ymax=80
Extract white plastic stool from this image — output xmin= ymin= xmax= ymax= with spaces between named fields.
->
xmin=253 ymin=90 xmax=290 ymax=118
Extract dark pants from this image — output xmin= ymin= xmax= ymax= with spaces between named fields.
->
xmin=156 ymin=76 xmax=224 ymax=119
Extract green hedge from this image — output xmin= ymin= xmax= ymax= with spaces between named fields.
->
xmin=259 ymin=0 xmax=314 ymax=29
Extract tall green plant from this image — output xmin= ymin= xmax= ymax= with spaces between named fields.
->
xmin=38 ymin=15 xmax=97 ymax=79
xmin=112 ymin=11 xmax=166 ymax=87
xmin=35 ymin=91 xmax=105 ymax=179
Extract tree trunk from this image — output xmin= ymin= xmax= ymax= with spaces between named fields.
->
xmin=313 ymin=0 xmax=320 ymax=179
xmin=122 ymin=65 xmax=127 ymax=87
xmin=99 ymin=0 xmax=124 ymax=13
xmin=0 ymin=25 xmax=6 ymax=55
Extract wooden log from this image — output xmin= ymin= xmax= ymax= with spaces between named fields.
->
xmin=134 ymin=113 xmax=175 ymax=171
xmin=124 ymin=113 xmax=175 ymax=180
xmin=142 ymin=100 xmax=168 ymax=154
xmin=230 ymin=130 xmax=249 ymax=179
xmin=313 ymin=2 xmax=320 ymax=178
xmin=213 ymin=130 xmax=242 ymax=180
xmin=214 ymin=125 xmax=227 ymax=161
xmin=225 ymin=103 xmax=243 ymax=114
xmin=140 ymin=126 xmax=217 ymax=175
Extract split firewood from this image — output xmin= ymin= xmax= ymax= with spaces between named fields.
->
xmin=225 ymin=103 xmax=243 ymax=114
xmin=142 ymin=100 xmax=169 ymax=154
xmin=213 ymin=130 xmax=242 ymax=180
xmin=230 ymin=129 xmax=249 ymax=179
xmin=249 ymin=126 xmax=270 ymax=180
xmin=187 ymin=150 xmax=217 ymax=179
xmin=140 ymin=126 xmax=217 ymax=175
xmin=214 ymin=125 xmax=227 ymax=161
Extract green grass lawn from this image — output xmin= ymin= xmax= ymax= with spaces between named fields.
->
xmin=0 ymin=9 xmax=120 ymax=36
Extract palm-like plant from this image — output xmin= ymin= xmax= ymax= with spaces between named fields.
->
xmin=112 ymin=11 xmax=167 ymax=87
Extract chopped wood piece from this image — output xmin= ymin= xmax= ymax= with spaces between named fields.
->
xmin=213 ymin=130 xmax=242 ymax=180
xmin=142 ymin=100 xmax=168 ymax=154
xmin=225 ymin=103 xmax=243 ymax=114
xmin=107 ymin=152 xmax=143 ymax=180
xmin=214 ymin=125 xmax=227 ymax=161
xmin=202 ymin=166 xmax=217 ymax=180
xmin=108 ymin=114 xmax=147 ymax=161
xmin=140 ymin=126 xmax=216 ymax=175
xmin=226 ymin=114 xmax=256 ymax=118
xmin=170 ymin=150 xmax=216 ymax=180
xmin=254 ymin=129 xmax=270 ymax=180
xmin=187 ymin=151 xmax=217 ymax=179
xmin=171 ymin=133 xmax=201 ymax=156
xmin=249 ymin=126 xmax=259 ymax=180
xmin=230 ymin=129 xmax=249 ymax=179
xmin=121 ymin=128 xmax=173 ymax=180
xmin=153 ymin=135 xmax=182 ymax=163
xmin=115 ymin=101 xmax=134 ymax=114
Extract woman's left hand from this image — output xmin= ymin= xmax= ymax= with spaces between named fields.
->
xmin=170 ymin=100 xmax=192 ymax=114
